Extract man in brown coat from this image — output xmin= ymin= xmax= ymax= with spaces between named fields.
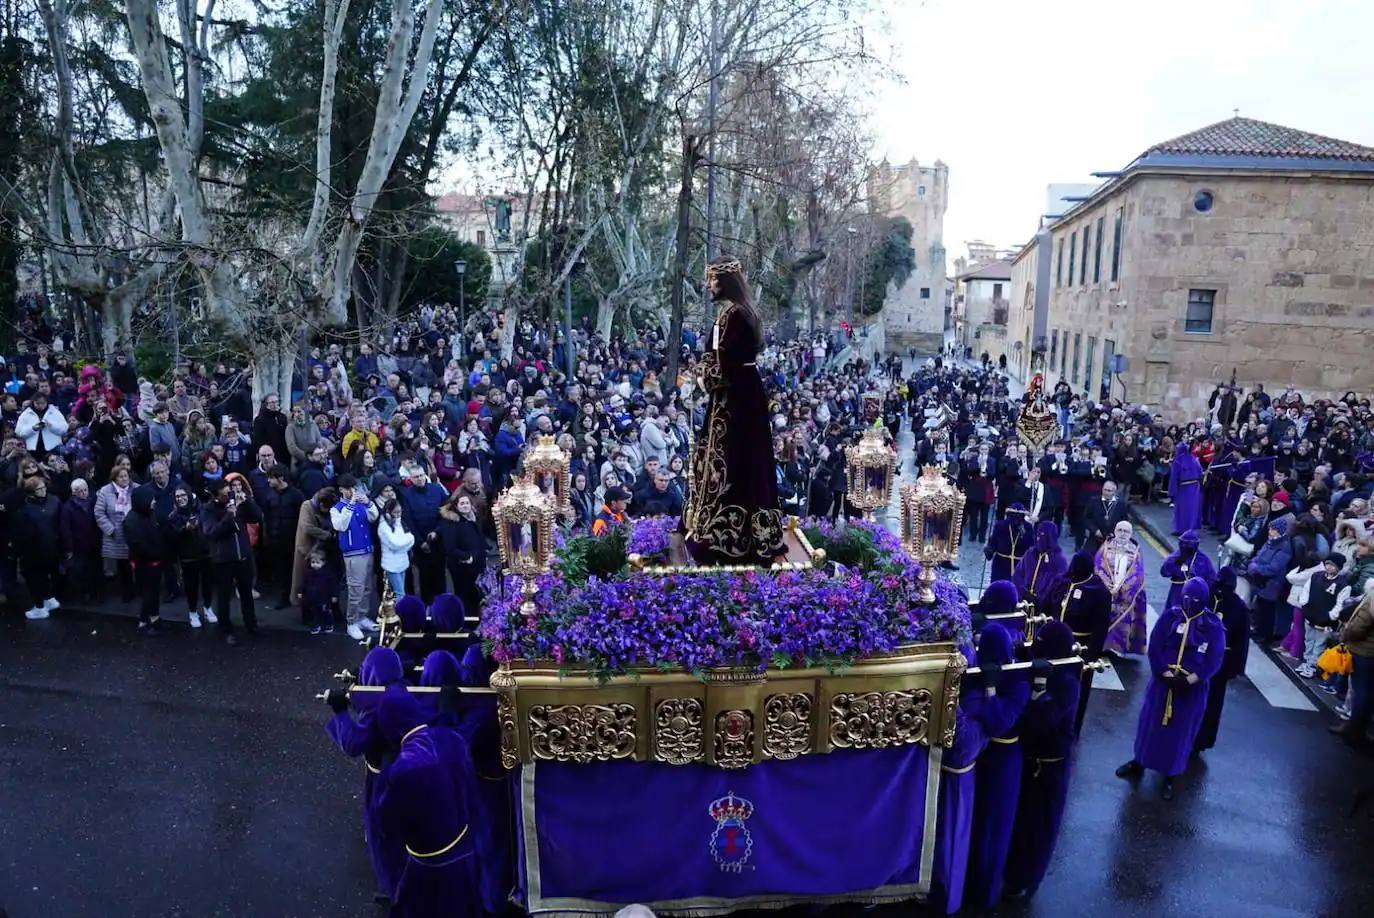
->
xmin=1333 ymin=580 xmax=1374 ymax=744
xmin=291 ymin=487 xmax=338 ymax=606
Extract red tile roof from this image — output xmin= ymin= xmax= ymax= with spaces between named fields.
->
xmin=1143 ymin=117 xmax=1374 ymax=162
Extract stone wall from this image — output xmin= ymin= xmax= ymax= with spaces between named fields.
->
xmin=1039 ymin=171 xmax=1374 ymax=420
xmin=870 ymin=158 xmax=949 ymax=349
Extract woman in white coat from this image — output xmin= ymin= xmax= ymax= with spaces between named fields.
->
xmin=377 ymin=497 xmax=415 ymax=598
xmin=15 ymin=393 xmax=69 ymax=458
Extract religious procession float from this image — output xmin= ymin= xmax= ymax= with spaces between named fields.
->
xmin=329 ymin=421 xmax=1096 ymax=915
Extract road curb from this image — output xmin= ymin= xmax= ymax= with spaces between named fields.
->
xmin=1128 ymin=504 xmax=1177 ymax=554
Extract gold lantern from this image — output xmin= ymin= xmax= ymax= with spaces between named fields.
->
xmin=900 ymin=465 xmax=967 ymax=604
xmin=494 ymin=474 xmax=557 ymax=616
xmin=845 ymin=427 xmax=897 ymax=519
xmin=524 ymin=434 xmax=572 ymax=517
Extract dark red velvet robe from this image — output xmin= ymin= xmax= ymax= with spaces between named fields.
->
xmin=684 ymin=300 xmax=785 ymax=564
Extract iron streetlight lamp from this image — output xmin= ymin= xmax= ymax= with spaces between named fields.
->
xmin=454 ymin=259 xmax=467 ymax=357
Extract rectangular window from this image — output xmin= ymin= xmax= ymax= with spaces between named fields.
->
xmin=1080 ymin=226 xmax=1090 ymax=284
xmin=477 ymin=229 xmax=486 ymax=246
xmin=1093 ymin=216 xmax=1104 ymax=283
xmin=992 ymin=282 xmax=1003 ymax=300
xmin=1050 ymin=330 xmax=1058 ymax=368
xmin=1072 ymin=332 xmax=1082 ymax=385
xmin=1085 ymin=336 xmax=1097 ymax=391
xmin=920 ymin=287 xmax=931 ymax=299
xmin=1056 ymin=239 xmax=1063 ymax=287
xmin=1186 ymin=288 xmax=1216 ymax=333
xmin=1111 ymin=208 xmax=1123 ymax=282
xmin=1068 ymin=233 xmax=1077 ymax=286
xmin=1101 ymin=338 xmax=1116 ymax=399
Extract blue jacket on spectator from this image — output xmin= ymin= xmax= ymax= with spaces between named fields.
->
xmin=1247 ymin=523 xmax=1293 ymax=601
xmin=330 ymin=497 xmax=376 ymax=556
xmin=401 ymin=482 xmax=446 ymax=541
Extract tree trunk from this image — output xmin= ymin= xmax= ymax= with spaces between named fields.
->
xmin=664 ymin=134 xmax=698 ymax=391
xmin=252 ymin=335 xmax=295 ymax=413
xmin=596 ymin=297 xmax=617 ymax=339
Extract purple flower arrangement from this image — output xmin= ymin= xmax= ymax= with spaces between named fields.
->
xmin=625 ymin=516 xmax=675 ymax=563
xmin=479 ymin=517 xmax=971 ymax=681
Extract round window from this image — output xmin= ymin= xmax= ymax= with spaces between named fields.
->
xmin=1193 ymin=190 xmax=1214 ymax=213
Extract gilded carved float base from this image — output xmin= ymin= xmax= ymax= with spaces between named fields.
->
xmin=494 ymin=643 xmax=964 ymax=769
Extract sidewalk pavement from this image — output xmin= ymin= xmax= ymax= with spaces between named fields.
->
xmin=42 ymin=589 xmax=318 ymax=635
xmin=1127 ymin=498 xmax=1345 ymax=716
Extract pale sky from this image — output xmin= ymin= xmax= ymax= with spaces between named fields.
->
xmin=870 ymin=0 xmax=1374 ymax=266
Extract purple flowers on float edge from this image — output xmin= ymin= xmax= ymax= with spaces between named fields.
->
xmin=625 ymin=516 xmax=675 ymax=562
xmin=479 ymin=516 xmax=972 ymax=681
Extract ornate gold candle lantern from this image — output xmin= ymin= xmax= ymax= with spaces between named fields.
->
xmin=524 ymin=434 xmax=572 ymax=517
xmin=845 ymin=427 xmax=897 ymax=519
xmin=373 ymin=579 xmax=400 ymax=646
xmin=494 ymin=475 xmax=557 ymax=616
xmin=900 ymin=465 xmax=967 ymax=604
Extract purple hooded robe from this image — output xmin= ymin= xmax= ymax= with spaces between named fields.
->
xmin=1160 ymin=530 xmax=1217 ymax=610
xmin=324 ymin=647 xmax=409 ymax=901
xmin=1194 ymin=569 xmax=1251 ymax=752
xmin=1004 ymin=621 xmax=1080 ymax=897
xmin=984 ymin=505 xmax=1031 ymax=584
xmin=1169 ymin=443 xmax=1203 ymax=534
xmin=374 ymin=693 xmax=487 ymax=918
xmin=966 ymin=624 xmax=1032 ymax=909
xmin=1041 ymin=551 xmax=1112 ymax=735
xmin=1132 ymin=577 xmax=1226 ymax=777
xmin=930 ymin=686 xmax=988 ymax=914
xmin=1012 ymin=521 xmax=1068 ymax=604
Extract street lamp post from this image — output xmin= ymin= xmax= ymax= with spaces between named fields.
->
xmin=845 ymin=226 xmax=857 ymax=328
xmin=454 ymin=259 xmax=467 ymax=357
xmin=563 ymin=256 xmax=583 ymax=380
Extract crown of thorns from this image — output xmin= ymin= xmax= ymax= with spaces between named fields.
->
xmin=705 ymin=259 xmax=742 ymax=281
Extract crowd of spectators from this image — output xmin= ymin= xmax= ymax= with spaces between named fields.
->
xmin=6 ymin=300 xmax=1374 ymax=745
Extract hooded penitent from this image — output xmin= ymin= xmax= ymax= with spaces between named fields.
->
xmin=1169 ymin=443 xmax=1203 ymax=534
xmin=428 ymin=593 xmax=466 ymax=633
xmin=1003 ymin=618 xmax=1080 ymax=898
xmin=978 ymin=580 xmax=1021 ymax=616
xmin=985 ymin=503 xmax=1031 ymax=583
xmin=375 ymin=678 xmax=496 ymax=917
xmin=1013 ymin=521 xmax=1067 ymax=602
xmin=966 ymin=621 xmax=1032 ymax=908
xmin=325 ymin=645 xmax=409 ymax=901
xmin=1162 ymin=529 xmax=1217 ymax=610
xmin=1194 ymin=567 xmax=1251 ymax=752
xmin=1131 ymin=576 xmax=1225 ymax=778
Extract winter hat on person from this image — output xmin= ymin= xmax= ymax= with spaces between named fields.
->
xmin=1269 ymin=517 xmax=1290 ymax=537
xmin=1325 ymin=552 xmax=1347 ymax=569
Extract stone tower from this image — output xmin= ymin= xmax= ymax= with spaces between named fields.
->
xmin=868 ymin=158 xmax=949 ymax=353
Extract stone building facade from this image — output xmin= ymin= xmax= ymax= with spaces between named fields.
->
xmin=1027 ymin=117 xmax=1374 ymax=418
xmin=954 ymin=258 xmax=1012 ymax=359
xmin=867 ymin=158 xmax=949 ymax=352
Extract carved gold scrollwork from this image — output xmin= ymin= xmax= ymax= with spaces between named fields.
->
xmin=527 ymin=703 xmax=637 ymax=763
xmin=829 ymin=689 xmax=934 ymax=749
xmin=942 ymin=655 xmax=967 ymax=747
xmin=714 ymin=709 xmax=755 ymax=770
xmin=654 ymin=697 xmax=705 ymax=765
xmin=498 ymin=693 xmax=519 ymax=770
xmin=763 ymin=692 xmax=813 ymax=760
